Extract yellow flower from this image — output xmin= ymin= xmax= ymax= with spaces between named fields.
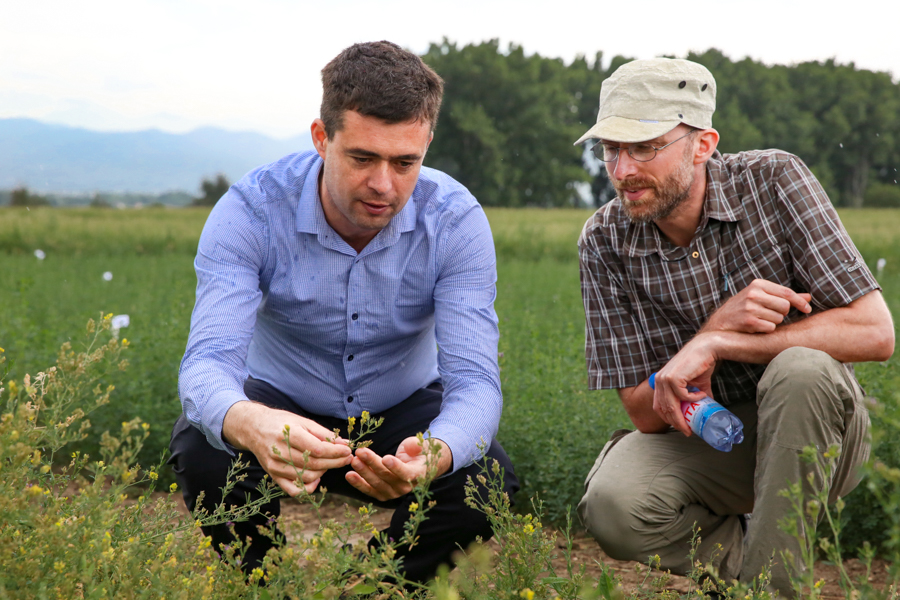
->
xmin=523 ymin=524 xmax=535 ymax=535
xmin=361 ymin=410 xmax=370 ymax=423
xmin=519 ymin=589 xmax=535 ymax=600
xmin=148 ymin=471 xmax=158 ymax=481
xmin=409 ymin=502 xmax=419 ymax=512
xmin=26 ymin=485 xmax=44 ymax=497
xmin=169 ymin=482 xmax=178 ymax=493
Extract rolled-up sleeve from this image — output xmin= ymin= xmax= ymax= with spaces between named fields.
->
xmin=774 ymin=156 xmax=880 ymax=309
xmin=178 ymin=188 xmax=269 ymax=452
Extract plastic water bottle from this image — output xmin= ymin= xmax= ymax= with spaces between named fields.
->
xmin=648 ymin=373 xmax=745 ymax=452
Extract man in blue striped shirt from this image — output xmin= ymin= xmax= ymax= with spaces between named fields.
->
xmin=169 ymin=41 xmax=518 ymax=585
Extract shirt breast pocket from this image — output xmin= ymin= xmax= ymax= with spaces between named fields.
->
xmin=723 ymin=242 xmax=793 ymax=296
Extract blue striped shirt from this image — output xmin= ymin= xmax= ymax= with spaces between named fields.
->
xmin=178 ymin=151 xmax=501 ymax=472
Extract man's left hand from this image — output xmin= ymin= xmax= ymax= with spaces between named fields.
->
xmin=346 ymin=437 xmax=452 ymax=502
xmin=653 ymin=334 xmax=719 ymax=436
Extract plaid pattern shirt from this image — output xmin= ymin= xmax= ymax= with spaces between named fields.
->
xmin=579 ymin=149 xmax=880 ymax=406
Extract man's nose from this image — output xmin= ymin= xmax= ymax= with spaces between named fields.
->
xmin=368 ymin=163 xmax=392 ymax=195
xmin=610 ymin=149 xmax=639 ymax=180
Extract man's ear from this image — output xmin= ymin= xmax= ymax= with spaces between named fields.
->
xmin=694 ymin=128 xmax=720 ymax=164
xmin=311 ymin=119 xmax=329 ymax=160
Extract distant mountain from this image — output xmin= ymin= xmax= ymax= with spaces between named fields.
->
xmin=0 ymin=118 xmax=314 ymax=194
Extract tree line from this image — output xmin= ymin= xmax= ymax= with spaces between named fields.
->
xmin=4 ymin=43 xmax=898 ymax=210
xmin=421 ymin=41 xmax=900 ymax=209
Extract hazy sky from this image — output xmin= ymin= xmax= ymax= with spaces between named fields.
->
xmin=2 ymin=0 xmax=898 ymax=140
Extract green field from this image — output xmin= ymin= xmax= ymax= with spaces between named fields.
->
xmin=2 ymin=206 xmax=900 ymax=549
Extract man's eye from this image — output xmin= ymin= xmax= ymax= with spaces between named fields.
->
xmin=353 ymin=156 xmax=370 ymax=164
xmin=397 ymin=161 xmax=414 ymax=169
xmin=632 ymin=144 xmax=654 ymax=156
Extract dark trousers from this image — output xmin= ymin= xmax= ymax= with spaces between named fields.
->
xmin=168 ymin=378 xmax=519 ymax=583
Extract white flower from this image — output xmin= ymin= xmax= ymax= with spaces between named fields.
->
xmin=34 ymin=249 xmax=46 ymax=260
xmin=110 ymin=314 xmax=130 ymax=340
xmin=102 ymin=271 xmax=113 ymax=281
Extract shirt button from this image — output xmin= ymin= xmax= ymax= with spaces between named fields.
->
xmin=347 ymin=396 xmax=354 ymax=403
xmin=351 ymin=313 xmax=359 ymax=321
xmin=347 ymin=355 xmax=354 ymax=361
xmin=691 ymin=251 xmax=700 ymax=258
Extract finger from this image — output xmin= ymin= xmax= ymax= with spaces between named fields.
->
xmin=793 ymin=292 xmax=813 ymax=313
xmin=382 ymin=454 xmax=425 ymax=483
xmin=747 ymin=313 xmax=780 ymax=332
xmin=286 ymin=428 xmax=353 ymax=460
xmin=752 ymin=281 xmax=811 ymax=314
xmin=655 ymin=388 xmax=691 ymax=436
xmin=395 ymin=437 xmax=424 ymax=461
xmin=273 ymin=474 xmax=305 ymax=497
xmin=353 ymin=449 xmax=412 ymax=495
xmin=300 ymin=418 xmax=350 ymax=445
xmin=273 ymin=440 xmax=352 ymax=474
xmin=263 ymin=455 xmax=326 ymax=485
xmin=348 ymin=457 xmax=396 ymax=501
xmin=345 ymin=470 xmax=381 ymax=500
xmin=354 ymin=448 xmax=407 ymax=484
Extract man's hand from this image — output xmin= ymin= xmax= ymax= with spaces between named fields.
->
xmin=346 ymin=437 xmax=452 ymax=502
xmin=222 ymin=401 xmax=353 ymax=497
xmin=702 ymin=279 xmax=811 ymax=334
xmin=651 ymin=335 xmax=719 ymax=436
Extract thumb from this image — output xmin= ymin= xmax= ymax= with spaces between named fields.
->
xmin=397 ymin=436 xmax=425 ymax=459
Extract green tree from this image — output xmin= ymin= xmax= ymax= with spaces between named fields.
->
xmin=193 ymin=174 xmax=231 ymax=207
xmin=422 ymin=40 xmax=592 ymax=207
xmin=9 ymin=186 xmax=51 ymax=208
xmin=788 ymin=60 xmax=899 ymax=207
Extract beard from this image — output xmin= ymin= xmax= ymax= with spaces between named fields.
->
xmin=609 ymin=146 xmax=696 ymax=224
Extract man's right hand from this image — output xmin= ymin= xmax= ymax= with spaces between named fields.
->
xmin=701 ymin=279 xmax=811 ymax=334
xmin=222 ymin=401 xmax=353 ymax=497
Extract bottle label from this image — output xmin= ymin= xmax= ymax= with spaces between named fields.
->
xmin=681 ymin=398 xmax=725 ymax=437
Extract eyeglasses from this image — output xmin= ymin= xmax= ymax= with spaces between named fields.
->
xmin=591 ymin=130 xmax=696 ymax=163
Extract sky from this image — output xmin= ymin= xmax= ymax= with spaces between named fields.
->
xmin=2 ymin=0 xmax=898 ymax=141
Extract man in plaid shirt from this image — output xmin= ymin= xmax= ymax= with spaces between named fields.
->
xmin=574 ymin=57 xmax=894 ymax=595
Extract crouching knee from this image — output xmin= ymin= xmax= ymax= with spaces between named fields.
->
xmin=759 ymin=347 xmax=851 ymax=423
xmin=577 ymin=474 xmax=648 ymax=561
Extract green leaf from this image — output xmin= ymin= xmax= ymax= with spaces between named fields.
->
xmin=347 ymin=583 xmax=378 ymax=595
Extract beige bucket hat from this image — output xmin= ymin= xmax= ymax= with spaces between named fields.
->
xmin=574 ymin=57 xmax=717 ymax=145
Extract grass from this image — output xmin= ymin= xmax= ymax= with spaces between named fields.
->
xmin=1 ymin=205 xmax=899 ymax=550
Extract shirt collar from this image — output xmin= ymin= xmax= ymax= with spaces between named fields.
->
xmin=703 ymin=150 xmax=745 ymax=223
xmin=295 ymin=155 xmax=419 ymax=249
xmin=622 ymin=150 xmax=745 ymax=258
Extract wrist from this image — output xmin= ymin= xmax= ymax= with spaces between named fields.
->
xmin=430 ymin=438 xmax=453 ymax=477
xmin=222 ymin=400 xmax=261 ymax=451
xmin=691 ymin=330 xmax=727 ymax=361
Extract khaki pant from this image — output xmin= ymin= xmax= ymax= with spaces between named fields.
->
xmin=577 ymin=347 xmax=871 ymax=597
